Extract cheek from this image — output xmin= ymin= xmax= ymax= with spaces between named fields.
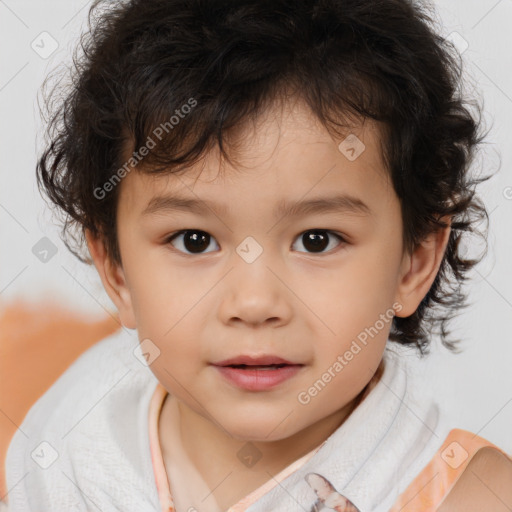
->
xmin=311 ymin=267 xmax=395 ymax=344
xmin=296 ymin=346 xmax=383 ymax=424
xmin=124 ymin=260 xmax=207 ymax=364
xmin=313 ymin=331 xmax=386 ymax=385
xmin=133 ymin=289 xmax=204 ymax=359
xmin=150 ymin=334 xmax=201 ymax=379
xmin=308 ymin=270 xmax=391 ymax=392
xmin=124 ymin=249 xmax=204 ymax=332
xmin=337 ymin=235 xmax=403 ymax=314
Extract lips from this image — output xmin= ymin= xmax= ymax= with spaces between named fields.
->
xmin=211 ymin=355 xmax=304 ymax=391
xmin=212 ymin=355 xmax=299 ymax=367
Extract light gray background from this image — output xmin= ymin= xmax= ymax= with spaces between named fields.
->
xmin=1 ymin=0 xmax=511 ymax=451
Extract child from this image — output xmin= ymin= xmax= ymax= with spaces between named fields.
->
xmin=5 ymin=0 xmax=512 ymax=510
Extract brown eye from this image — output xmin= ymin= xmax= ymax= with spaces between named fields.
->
xmin=167 ymin=230 xmax=219 ymax=254
xmin=292 ymin=230 xmax=345 ymax=254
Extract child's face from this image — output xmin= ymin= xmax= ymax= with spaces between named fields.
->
xmin=93 ymin=98 xmax=441 ymax=442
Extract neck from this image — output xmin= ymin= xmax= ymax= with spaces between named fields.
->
xmin=160 ymin=359 xmax=384 ymax=509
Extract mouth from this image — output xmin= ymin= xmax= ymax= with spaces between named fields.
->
xmin=212 ymin=355 xmax=300 ymax=367
xmin=224 ymin=363 xmax=290 ymax=370
xmin=211 ymin=355 xmax=304 ymax=391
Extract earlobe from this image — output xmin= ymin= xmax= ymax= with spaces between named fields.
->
xmin=85 ymin=229 xmax=137 ymax=329
xmin=394 ymin=218 xmax=451 ymax=318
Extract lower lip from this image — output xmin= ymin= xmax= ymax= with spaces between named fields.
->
xmin=213 ymin=365 xmax=303 ymax=391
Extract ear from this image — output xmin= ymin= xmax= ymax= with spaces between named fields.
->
xmin=394 ymin=217 xmax=452 ymax=318
xmin=85 ymin=229 xmax=137 ymax=329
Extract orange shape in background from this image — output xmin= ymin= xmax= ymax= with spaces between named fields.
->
xmin=0 ymin=299 xmax=120 ymax=500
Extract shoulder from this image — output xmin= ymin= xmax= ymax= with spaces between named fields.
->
xmin=437 ymin=445 xmax=512 ymax=511
xmin=9 ymin=326 xmax=147 ymax=431
xmin=390 ymin=428 xmax=512 ymax=512
xmin=5 ymin=328 xmax=158 ymax=508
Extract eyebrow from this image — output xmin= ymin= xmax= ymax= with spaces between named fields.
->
xmin=141 ymin=192 xmax=372 ymax=219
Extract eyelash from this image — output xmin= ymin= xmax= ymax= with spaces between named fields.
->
xmin=163 ymin=229 xmax=347 ymax=255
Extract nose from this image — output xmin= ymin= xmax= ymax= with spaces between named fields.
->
xmin=217 ymin=257 xmax=293 ymax=328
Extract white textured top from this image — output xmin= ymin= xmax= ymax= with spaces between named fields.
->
xmin=5 ymin=327 xmax=452 ymax=511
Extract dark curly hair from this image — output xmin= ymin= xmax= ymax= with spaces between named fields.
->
xmin=36 ymin=0 xmax=493 ymax=356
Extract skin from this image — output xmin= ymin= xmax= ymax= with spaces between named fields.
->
xmin=87 ymin=95 xmax=451 ymax=509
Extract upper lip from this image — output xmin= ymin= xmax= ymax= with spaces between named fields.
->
xmin=212 ymin=355 xmax=301 ymax=366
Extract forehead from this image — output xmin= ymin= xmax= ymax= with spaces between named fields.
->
xmin=117 ymin=99 xmax=395 ymax=221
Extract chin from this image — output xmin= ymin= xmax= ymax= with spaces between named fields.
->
xmin=222 ymin=414 xmax=299 ymax=442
